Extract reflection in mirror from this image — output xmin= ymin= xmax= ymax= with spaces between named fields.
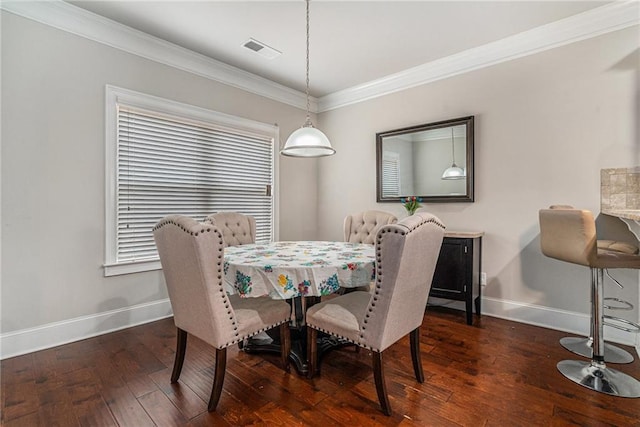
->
xmin=377 ymin=116 xmax=474 ymax=203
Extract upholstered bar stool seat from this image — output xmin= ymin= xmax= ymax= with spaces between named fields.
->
xmin=548 ymin=205 xmax=639 ymax=364
xmin=539 ymin=208 xmax=640 ymax=397
xmin=597 ymin=240 xmax=639 ymax=255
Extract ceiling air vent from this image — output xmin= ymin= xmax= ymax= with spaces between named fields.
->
xmin=242 ymin=38 xmax=281 ymax=60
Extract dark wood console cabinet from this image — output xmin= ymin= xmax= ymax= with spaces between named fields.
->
xmin=429 ymin=231 xmax=483 ymax=325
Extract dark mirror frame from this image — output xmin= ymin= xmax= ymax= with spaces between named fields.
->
xmin=376 ymin=116 xmax=474 ymax=203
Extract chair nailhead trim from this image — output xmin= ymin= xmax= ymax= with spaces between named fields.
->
xmin=221 ymin=319 xmax=291 ymax=349
xmin=306 ymin=323 xmax=379 ymax=352
xmin=365 ymin=214 xmax=446 ymax=334
xmin=157 ymin=216 xmax=288 ymax=351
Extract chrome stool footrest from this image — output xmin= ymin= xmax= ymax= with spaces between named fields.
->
xmin=604 ymin=315 xmax=640 ymax=334
xmin=604 ymin=297 xmax=634 ymax=311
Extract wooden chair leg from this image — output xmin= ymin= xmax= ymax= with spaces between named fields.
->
xmin=207 ymin=347 xmax=227 ymax=412
xmin=280 ymin=322 xmax=291 ymax=373
xmin=372 ymin=350 xmax=392 ymax=416
xmin=409 ymin=327 xmax=424 ymax=383
xmin=171 ymin=328 xmax=188 ymax=383
xmin=307 ymin=327 xmax=318 ymax=379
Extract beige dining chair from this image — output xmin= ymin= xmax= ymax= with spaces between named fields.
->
xmin=344 ymin=210 xmax=397 ymax=245
xmin=206 ymin=211 xmax=256 ymax=247
xmin=306 ymin=212 xmax=445 ymax=415
xmin=539 ymin=207 xmax=640 ymax=397
xmin=153 ymin=215 xmax=291 ymax=411
xmin=342 ymin=210 xmax=397 ymax=293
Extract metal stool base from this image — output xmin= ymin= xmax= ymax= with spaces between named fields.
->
xmin=557 ymin=360 xmax=640 ymax=398
xmin=560 ymin=337 xmax=634 ymax=364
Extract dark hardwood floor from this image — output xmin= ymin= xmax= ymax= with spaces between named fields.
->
xmin=2 ymin=307 xmax=639 ymax=426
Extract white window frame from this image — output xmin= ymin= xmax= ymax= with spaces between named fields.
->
xmin=104 ymin=85 xmax=279 ymax=276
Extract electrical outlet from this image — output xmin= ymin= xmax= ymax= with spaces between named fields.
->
xmin=480 ymin=272 xmax=487 ymax=286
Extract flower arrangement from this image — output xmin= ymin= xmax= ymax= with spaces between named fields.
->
xmin=402 ymin=196 xmax=422 ymax=215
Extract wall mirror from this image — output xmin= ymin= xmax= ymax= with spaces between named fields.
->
xmin=376 ymin=116 xmax=474 ymax=203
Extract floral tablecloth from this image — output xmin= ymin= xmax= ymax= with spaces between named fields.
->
xmin=224 ymin=241 xmax=375 ymax=299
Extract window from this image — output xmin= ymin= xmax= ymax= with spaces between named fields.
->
xmin=381 ymin=153 xmax=400 ymax=197
xmin=105 ymin=86 xmax=277 ymax=276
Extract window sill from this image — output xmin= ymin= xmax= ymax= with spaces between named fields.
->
xmin=104 ymin=259 xmax=162 ymax=277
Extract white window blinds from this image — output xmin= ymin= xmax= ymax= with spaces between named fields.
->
xmin=381 ymin=157 xmax=400 ymax=197
xmin=105 ymin=86 xmax=276 ymax=276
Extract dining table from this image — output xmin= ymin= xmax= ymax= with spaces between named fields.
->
xmin=223 ymin=240 xmax=376 ymax=374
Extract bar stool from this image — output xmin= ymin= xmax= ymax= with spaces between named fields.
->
xmin=547 ymin=205 xmax=638 ymax=364
xmin=539 ymin=207 xmax=640 ymax=397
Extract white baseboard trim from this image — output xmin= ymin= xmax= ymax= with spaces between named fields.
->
xmin=481 ymin=296 xmax=636 ymax=346
xmin=429 ymin=296 xmax=639 ymax=358
xmin=3 ymin=296 xmax=638 ymax=360
xmin=0 ymin=299 xmax=173 ymax=360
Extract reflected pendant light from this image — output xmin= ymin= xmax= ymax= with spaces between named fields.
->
xmin=442 ymin=127 xmax=465 ymax=180
xmin=280 ymin=0 xmax=335 ymax=157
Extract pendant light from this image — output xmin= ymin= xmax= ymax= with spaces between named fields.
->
xmin=441 ymin=127 xmax=465 ymax=180
xmin=280 ymin=0 xmax=335 ymax=157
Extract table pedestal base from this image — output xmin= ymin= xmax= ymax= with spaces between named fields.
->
xmin=242 ymin=325 xmax=354 ymax=376
xmin=242 ymin=296 xmax=355 ymax=375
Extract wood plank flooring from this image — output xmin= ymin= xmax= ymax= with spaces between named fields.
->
xmin=2 ymin=307 xmax=639 ymax=426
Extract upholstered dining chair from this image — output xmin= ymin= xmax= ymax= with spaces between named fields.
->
xmin=206 ymin=211 xmax=256 ymax=247
xmin=153 ymin=215 xmax=291 ymax=411
xmin=539 ymin=207 xmax=640 ymax=397
xmin=306 ymin=212 xmax=445 ymax=415
xmin=342 ymin=210 xmax=397 ymax=293
xmin=344 ymin=210 xmax=397 ymax=245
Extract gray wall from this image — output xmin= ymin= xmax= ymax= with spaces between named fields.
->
xmin=1 ymin=12 xmax=319 ymax=335
xmin=317 ymin=26 xmax=640 ymax=335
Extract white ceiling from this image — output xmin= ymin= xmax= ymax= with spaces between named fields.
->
xmin=67 ymin=1 xmax=610 ymax=98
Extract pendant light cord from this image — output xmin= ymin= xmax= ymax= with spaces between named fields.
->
xmin=450 ymin=127 xmax=456 ymax=165
xmin=304 ymin=0 xmax=312 ymax=126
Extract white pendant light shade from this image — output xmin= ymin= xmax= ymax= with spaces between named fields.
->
xmin=442 ymin=164 xmax=465 ymax=180
xmin=281 ymin=124 xmax=335 ymax=157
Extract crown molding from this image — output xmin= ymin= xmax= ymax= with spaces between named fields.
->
xmin=1 ymin=0 xmax=317 ymax=112
xmin=2 ymin=1 xmax=637 ymax=114
xmin=318 ymin=1 xmax=640 ymax=112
